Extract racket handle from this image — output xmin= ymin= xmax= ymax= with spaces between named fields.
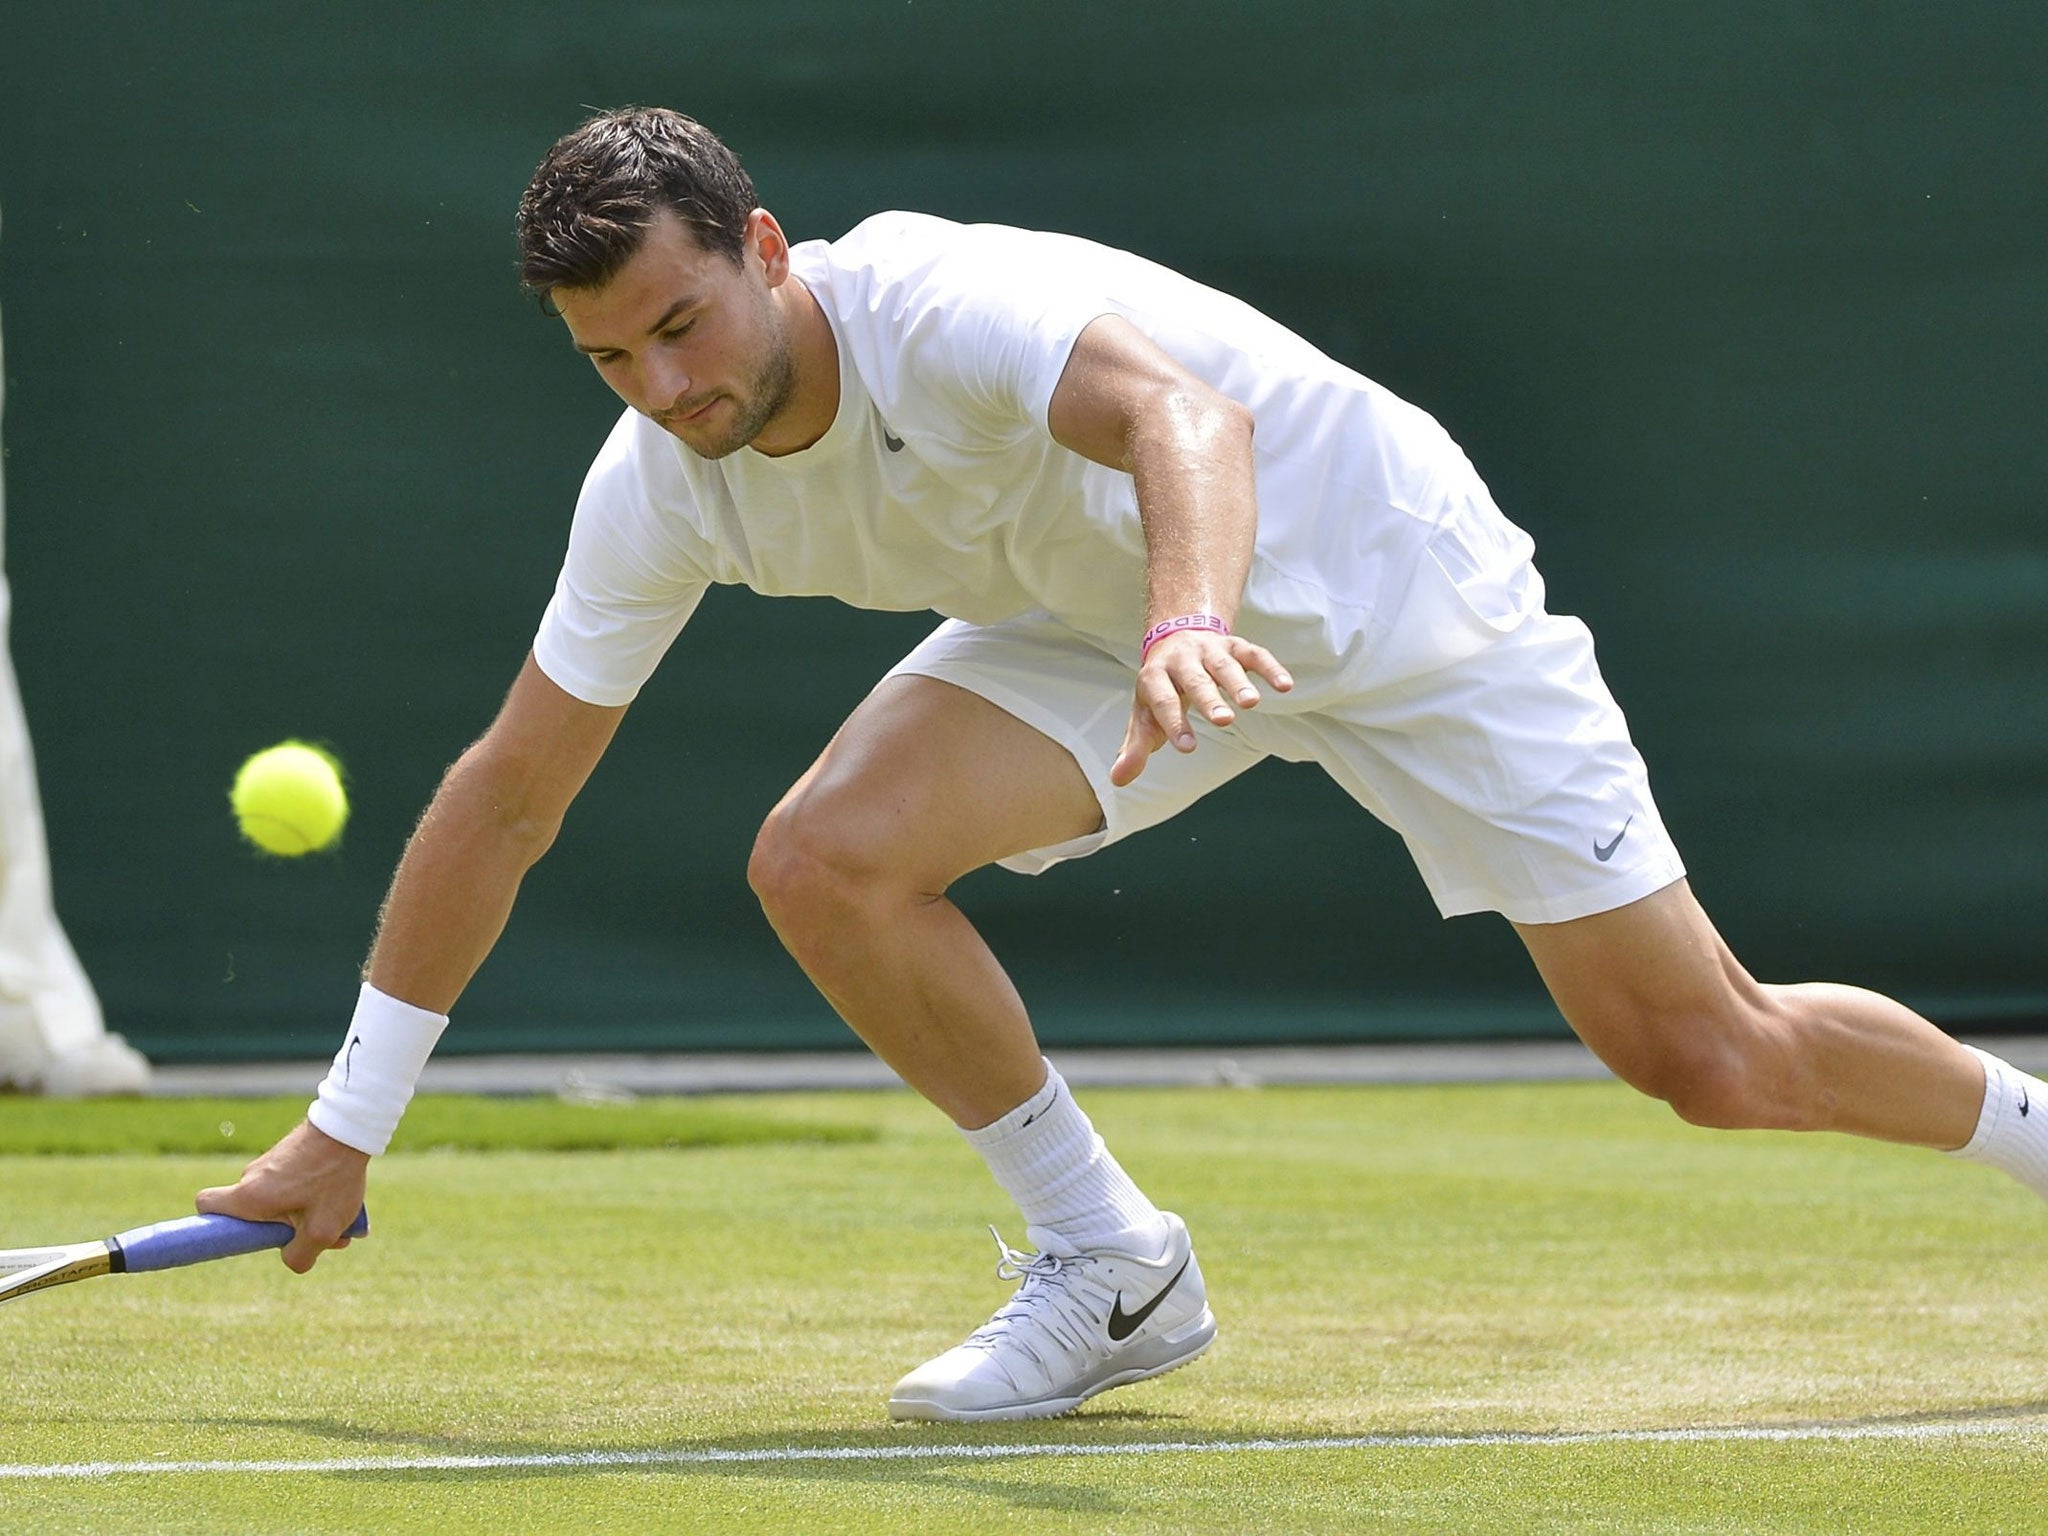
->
xmin=110 ymin=1208 xmax=371 ymax=1274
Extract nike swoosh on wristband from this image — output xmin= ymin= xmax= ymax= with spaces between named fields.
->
xmin=1106 ymin=1256 xmax=1190 ymax=1341
xmin=343 ymin=1035 xmax=361 ymax=1087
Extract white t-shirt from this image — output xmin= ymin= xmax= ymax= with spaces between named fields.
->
xmin=532 ymin=212 xmax=1542 ymax=709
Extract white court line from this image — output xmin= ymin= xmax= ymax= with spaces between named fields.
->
xmin=2 ymin=1415 xmax=2043 ymax=1481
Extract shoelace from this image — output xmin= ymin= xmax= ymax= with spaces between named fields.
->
xmin=963 ymin=1227 xmax=1108 ymax=1363
xmin=990 ymin=1227 xmax=1062 ymax=1286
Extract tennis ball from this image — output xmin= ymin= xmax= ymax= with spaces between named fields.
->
xmin=230 ymin=741 xmax=349 ymax=856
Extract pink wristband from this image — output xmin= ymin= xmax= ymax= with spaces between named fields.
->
xmin=1141 ymin=613 xmax=1231 ymax=659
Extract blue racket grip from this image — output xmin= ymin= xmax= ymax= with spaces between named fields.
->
xmin=109 ymin=1208 xmax=370 ymax=1274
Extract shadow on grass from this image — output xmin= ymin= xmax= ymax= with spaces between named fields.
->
xmin=179 ymin=1406 xmax=1222 ymax=1514
xmin=161 ymin=1396 xmax=2048 ymax=1499
xmin=189 ymin=1403 xmax=1196 ymax=1462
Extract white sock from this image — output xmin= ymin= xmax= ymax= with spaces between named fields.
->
xmin=961 ymin=1060 xmax=1172 ymax=1258
xmin=1947 ymin=1046 xmax=2048 ymax=1200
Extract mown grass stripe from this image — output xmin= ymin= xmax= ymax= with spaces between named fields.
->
xmin=0 ymin=1094 xmax=875 ymax=1157
xmin=5 ymin=1415 xmax=2043 ymax=1480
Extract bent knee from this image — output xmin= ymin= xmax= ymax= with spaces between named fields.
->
xmin=1652 ymin=1038 xmax=1774 ymax=1130
xmin=1589 ymin=1008 xmax=1813 ymax=1132
xmin=747 ymin=798 xmax=913 ymax=931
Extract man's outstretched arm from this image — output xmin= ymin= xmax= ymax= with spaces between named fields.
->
xmin=1045 ymin=315 xmax=1292 ymax=787
xmin=197 ymin=654 xmax=628 ymax=1269
xmin=365 ymin=654 xmax=627 ymax=1012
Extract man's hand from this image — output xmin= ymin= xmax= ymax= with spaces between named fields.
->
xmin=1044 ymin=317 xmax=1289 ymax=789
xmin=1111 ymin=629 xmax=1293 ymax=787
xmin=196 ymin=1120 xmax=371 ymax=1274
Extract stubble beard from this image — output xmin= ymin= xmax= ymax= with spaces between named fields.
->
xmin=671 ymin=319 xmax=798 ymax=461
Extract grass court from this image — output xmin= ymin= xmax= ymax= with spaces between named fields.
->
xmin=2 ymin=1080 xmax=2042 ymax=1532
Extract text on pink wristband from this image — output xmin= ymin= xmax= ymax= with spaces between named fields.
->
xmin=1141 ymin=613 xmax=1232 ymax=659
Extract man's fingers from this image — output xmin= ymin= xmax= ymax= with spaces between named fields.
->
xmin=1206 ymin=652 xmax=1260 ymax=711
xmin=195 ymin=1121 xmax=372 ymax=1275
xmin=1117 ymin=633 xmax=1298 ymax=789
xmin=281 ymin=1207 xmax=368 ymax=1272
xmin=1137 ymin=665 xmax=1193 ymax=751
xmin=1232 ymin=637 xmax=1293 ymax=693
xmin=280 ymin=1228 xmax=323 ymax=1274
xmin=1165 ymin=652 xmax=1238 ymax=730
xmin=1111 ymin=701 xmax=1168 ymax=787
xmin=194 ymin=1182 xmax=274 ymax=1223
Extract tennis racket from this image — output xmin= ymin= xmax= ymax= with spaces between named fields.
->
xmin=0 ymin=1208 xmax=369 ymax=1308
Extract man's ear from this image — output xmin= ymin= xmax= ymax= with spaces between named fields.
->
xmin=747 ymin=208 xmax=791 ymax=286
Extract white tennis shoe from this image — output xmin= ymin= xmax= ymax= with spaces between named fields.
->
xmin=888 ymin=1212 xmax=1216 ymax=1422
xmin=0 ymin=1005 xmax=152 ymax=1098
xmin=38 ymin=1034 xmax=153 ymax=1098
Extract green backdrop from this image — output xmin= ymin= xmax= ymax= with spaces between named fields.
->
xmin=1 ymin=3 xmax=2041 ymax=1060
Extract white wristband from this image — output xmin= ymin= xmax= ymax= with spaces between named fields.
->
xmin=306 ymin=983 xmax=450 ymax=1156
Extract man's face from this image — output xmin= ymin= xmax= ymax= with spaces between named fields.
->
xmin=554 ymin=209 xmax=796 ymax=460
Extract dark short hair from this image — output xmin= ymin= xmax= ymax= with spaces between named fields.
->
xmin=514 ymin=107 xmax=756 ymax=296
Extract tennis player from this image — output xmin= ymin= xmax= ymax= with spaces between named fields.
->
xmin=200 ymin=108 xmax=2048 ymax=1422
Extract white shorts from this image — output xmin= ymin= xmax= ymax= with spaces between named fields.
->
xmin=886 ymin=608 xmax=1685 ymax=926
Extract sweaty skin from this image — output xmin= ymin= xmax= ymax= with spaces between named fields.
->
xmin=1043 ymin=312 xmax=1294 ymax=780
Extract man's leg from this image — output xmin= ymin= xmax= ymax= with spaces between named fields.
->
xmin=1513 ymin=879 xmax=2044 ymax=1179
xmin=748 ymin=673 xmax=1101 ymax=1126
xmin=748 ymin=672 xmax=1217 ymax=1420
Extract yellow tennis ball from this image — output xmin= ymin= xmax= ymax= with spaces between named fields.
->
xmin=230 ymin=741 xmax=349 ymax=856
